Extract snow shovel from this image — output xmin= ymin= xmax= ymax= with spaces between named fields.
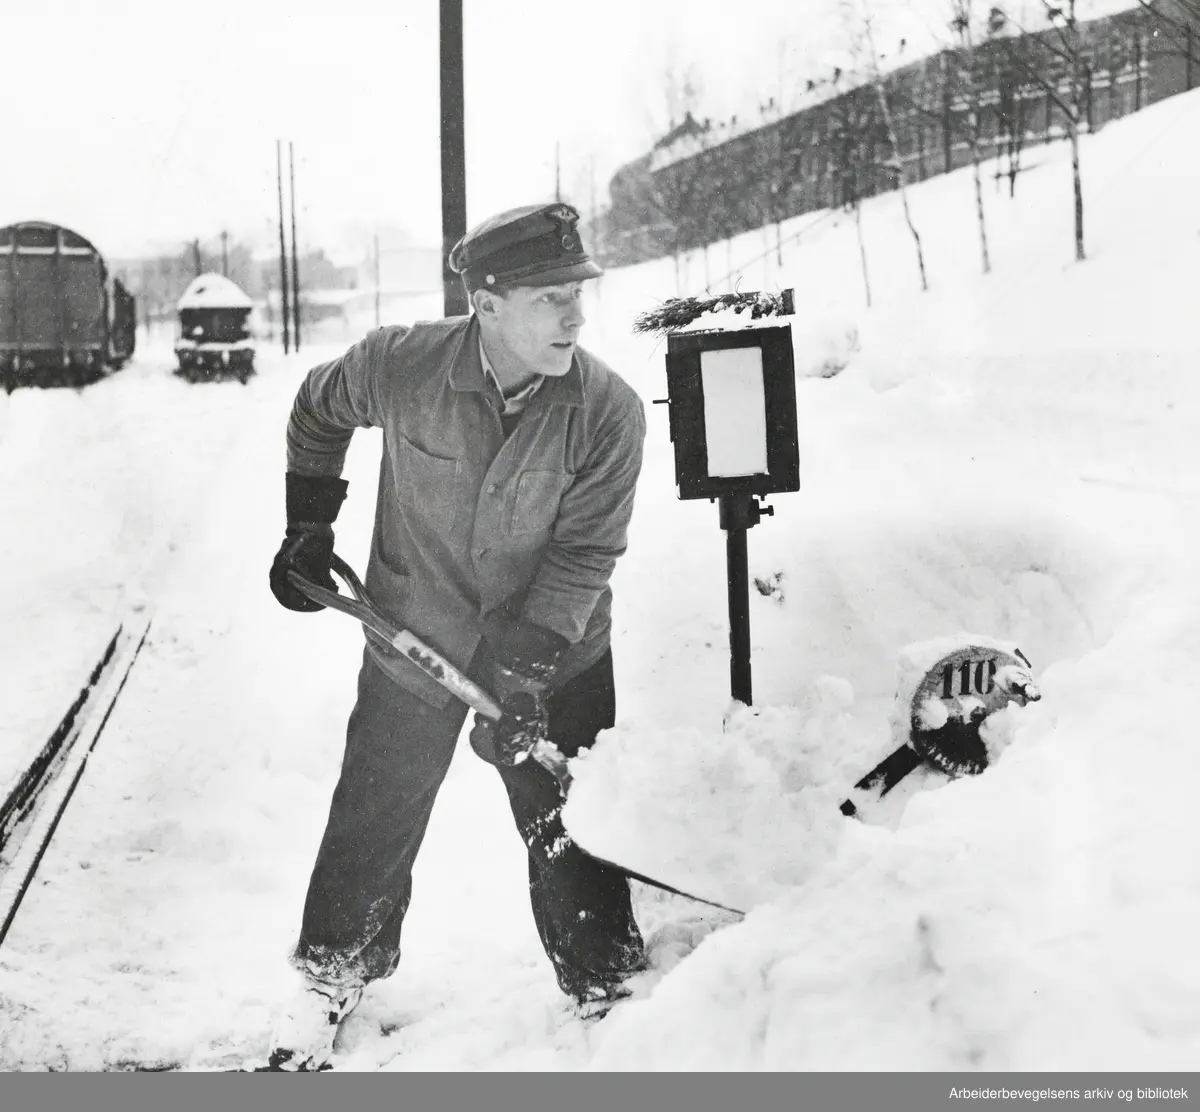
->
xmin=286 ymin=557 xmax=745 ymax=916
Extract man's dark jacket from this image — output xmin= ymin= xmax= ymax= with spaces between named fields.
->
xmin=286 ymin=314 xmax=646 ymax=707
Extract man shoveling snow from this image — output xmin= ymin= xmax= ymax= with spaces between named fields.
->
xmin=265 ymin=202 xmax=648 ymax=1071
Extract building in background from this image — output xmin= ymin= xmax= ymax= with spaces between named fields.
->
xmin=595 ymin=1 xmax=1200 ymax=268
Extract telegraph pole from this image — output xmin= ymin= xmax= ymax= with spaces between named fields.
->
xmin=440 ymin=0 xmax=468 ymax=317
xmin=276 ymin=140 xmax=291 ymax=353
xmin=589 ymin=158 xmax=597 ymax=246
xmin=374 ymin=232 xmax=381 ymax=329
xmin=589 ymin=157 xmax=602 ymax=325
xmin=290 ymin=141 xmax=301 ymax=352
xmin=220 ymin=231 xmax=229 ymax=276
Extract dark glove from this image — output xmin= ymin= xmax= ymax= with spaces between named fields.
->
xmin=470 ymin=617 xmax=570 ymax=767
xmin=268 ymin=473 xmax=348 ymax=612
xmin=487 ymin=617 xmax=570 ymax=699
xmin=469 ymin=692 xmax=549 ymax=767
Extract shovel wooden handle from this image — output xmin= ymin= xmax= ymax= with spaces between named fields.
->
xmin=286 ymin=556 xmax=573 ymax=793
xmin=288 ymin=556 xmax=504 ymax=721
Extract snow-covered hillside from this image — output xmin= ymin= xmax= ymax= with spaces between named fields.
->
xmin=0 ymin=87 xmax=1197 ymax=1071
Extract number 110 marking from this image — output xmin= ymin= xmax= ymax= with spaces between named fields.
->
xmin=942 ymin=659 xmax=998 ymax=699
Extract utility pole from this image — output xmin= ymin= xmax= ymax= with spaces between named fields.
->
xmin=290 ymin=141 xmax=301 ymax=352
xmin=440 ymin=0 xmax=468 ymax=317
xmin=589 ymin=156 xmax=598 ymax=255
xmin=276 ymin=139 xmax=291 ymax=353
xmin=140 ymin=259 xmax=152 ymax=332
xmin=374 ymin=232 xmax=381 ymax=329
xmin=192 ymin=239 xmax=202 ymax=276
xmin=220 ymin=230 xmax=229 ymax=277
xmin=555 ymin=142 xmax=561 ymax=201
xmin=589 ymin=156 xmax=602 ymax=326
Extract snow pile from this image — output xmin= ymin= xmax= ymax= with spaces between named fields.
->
xmin=176 ymin=274 xmax=254 ymax=311
xmin=565 ymin=692 xmax=856 ymax=912
xmin=572 ymin=574 xmax=1200 ymax=1070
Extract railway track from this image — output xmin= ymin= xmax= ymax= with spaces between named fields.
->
xmin=0 ymin=608 xmax=153 ymax=947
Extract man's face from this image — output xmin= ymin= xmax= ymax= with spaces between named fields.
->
xmin=489 ymin=282 xmax=587 ymax=378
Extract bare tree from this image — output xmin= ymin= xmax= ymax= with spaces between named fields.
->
xmin=950 ymin=0 xmax=993 ymax=273
xmin=987 ymin=6 xmax=1036 ymax=197
xmin=631 ymin=63 xmax=720 ymax=292
xmin=736 ymin=99 xmax=799 ymax=269
xmin=1045 ymin=0 xmax=1087 ymax=262
xmin=647 ymin=126 xmax=720 ymax=294
xmin=883 ymin=49 xmax=954 ymax=184
xmin=695 ymin=131 xmax=749 ymax=289
xmin=903 ymin=57 xmax=946 ymax=183
xmin=826 ymin=82 xmax=881 ymax=307
xmin=740 ymin=37 xmax=816 ymax=269
xmin=1001 ymin=0 xmax=1089 ymax=261
xmin=844 ymin=0 xmax=930 ymax=291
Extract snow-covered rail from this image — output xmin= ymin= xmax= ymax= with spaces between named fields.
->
xmin=0 ymin=609 xmax=152 ymax=947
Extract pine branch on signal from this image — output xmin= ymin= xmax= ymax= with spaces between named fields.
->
xmin=632 ymin=289 xmax=794 ymax=335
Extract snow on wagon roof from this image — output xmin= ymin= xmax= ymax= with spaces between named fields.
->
xmin=177 ymin=273 xmax=254 ymax=310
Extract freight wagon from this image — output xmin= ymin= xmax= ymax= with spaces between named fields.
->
xmin=0 ymin=221 xmax=136 ymax=391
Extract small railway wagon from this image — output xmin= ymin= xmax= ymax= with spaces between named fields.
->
xmin=174 ymin=273 xmax=256 ymax=383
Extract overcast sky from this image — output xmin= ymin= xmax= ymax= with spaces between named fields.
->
xmin=2 ymin=0 xmax=1118 ymax=264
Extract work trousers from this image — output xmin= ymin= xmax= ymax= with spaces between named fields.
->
xmin=293 ymin=645 xmax=646 ymax=1000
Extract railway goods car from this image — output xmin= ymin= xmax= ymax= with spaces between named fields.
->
xmin=0 ymin=221 xmax=136 ymax=391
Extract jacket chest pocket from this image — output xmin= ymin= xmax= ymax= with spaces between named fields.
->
xmin=396 ymin=434 xmax=462 ymax=536
xmin=510 ymin=469 xmax=572 ymax=537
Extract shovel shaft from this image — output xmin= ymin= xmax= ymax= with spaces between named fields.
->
xmin=286 ymin=558 xmax=572 ymax=791
xmin=288 ymin=560 xmax=503 ymax=721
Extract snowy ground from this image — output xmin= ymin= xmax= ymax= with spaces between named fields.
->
xmin=0 ymin=88 xmax=1198 ymax=1071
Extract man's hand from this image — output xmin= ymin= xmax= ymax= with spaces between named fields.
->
xmin=469 ymin=692 xmax=549 ymax=767
xmin=268 ymin=473 xmax=348 ymax=612
xmin=470 ymin=617 xmax=569 ymax=767
xmin=270 ymin=525 xmax=336 ymax=612
xmin=486 ymin=617 xmax=570 ymax=699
